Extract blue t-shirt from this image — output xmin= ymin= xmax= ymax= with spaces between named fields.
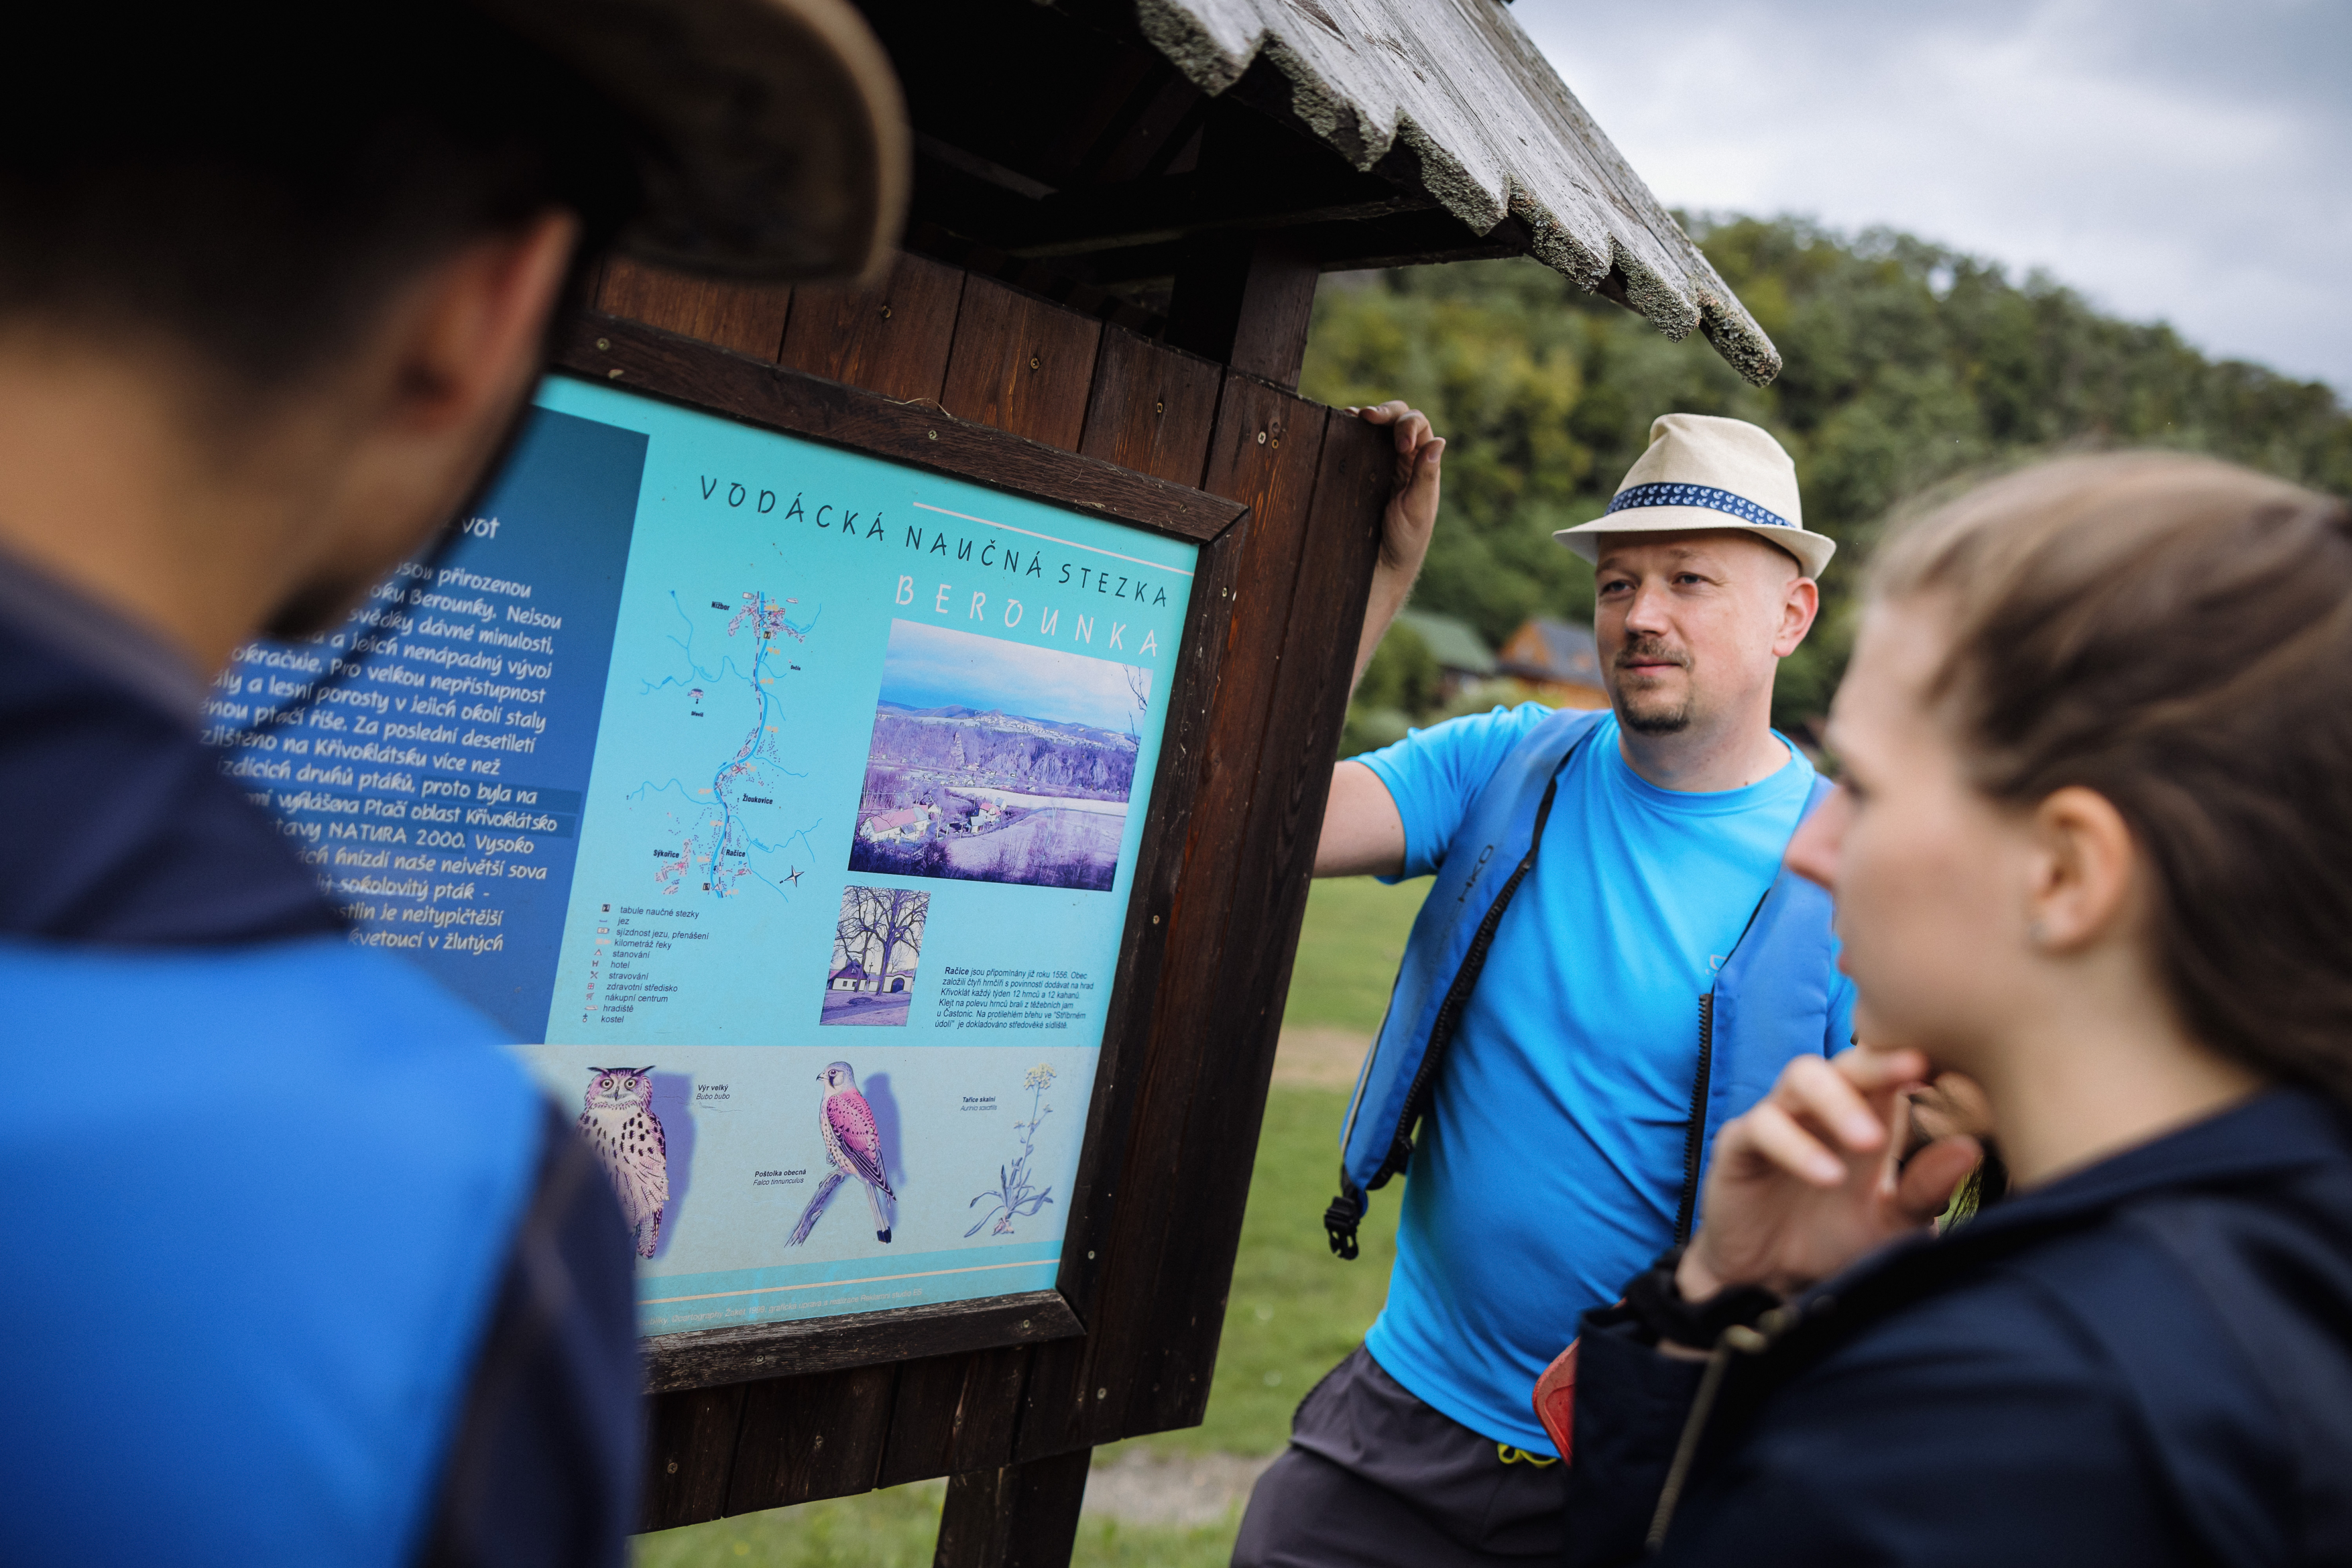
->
xmin=1356 ymin=703 xmax=1853 ymax=1451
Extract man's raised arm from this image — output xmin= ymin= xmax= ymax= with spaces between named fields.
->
xmin=1315 ymin=402 xmax=1442 ymax=880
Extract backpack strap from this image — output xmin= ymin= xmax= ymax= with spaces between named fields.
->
xmin=1325 ymin=709 xmax=1607 ymax=1258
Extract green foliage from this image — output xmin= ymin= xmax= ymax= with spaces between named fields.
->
xmin=1352 ymin=619 xmax=1439 ymax=716
xmin=1338 ymin=619 xmax=1439 ymax=756
xmin=1303 ymin=218 xmax=2352 ymax=732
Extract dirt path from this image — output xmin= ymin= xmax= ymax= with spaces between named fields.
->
xmin=1081 ymin=1447 xmax=1280 ymax=1528
xmin=1270 ymin=1026 xmax=1370 ymax=1089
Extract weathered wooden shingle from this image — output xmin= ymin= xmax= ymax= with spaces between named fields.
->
xmin=1132 ymin=0 xmax=1781 ymax=383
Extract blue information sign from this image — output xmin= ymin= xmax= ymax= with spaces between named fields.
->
xmin=216 ymin=375 xmax=1198 ymax=1332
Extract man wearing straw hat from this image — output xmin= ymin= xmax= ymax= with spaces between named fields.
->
xmin=1238 ymin=410 xmax=1854 ymax=1568
xmin=0 ymin=3 xmax=904 ymax=1561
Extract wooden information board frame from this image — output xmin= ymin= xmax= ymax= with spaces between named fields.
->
xmin=554 ymin=312 xmax=1245 ymax=1392
xmin=575 ymin=252 xmax=1389 ymax=1566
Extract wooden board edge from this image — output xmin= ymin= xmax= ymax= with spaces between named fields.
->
xmin=1046 ymin=508 xmax=1249 ymax=1323
xmin=643 ymin=1291 xmax=1084 ymax=1395
xmin=553 ymin=314 xmax=1246 ymax=544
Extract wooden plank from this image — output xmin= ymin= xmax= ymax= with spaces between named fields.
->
xmin=1106 ymin=409 xmax=1387 ymax=1437
xmin=1165 ymin=233 xmax=1321 ymax=391
xmin=776 ymin=250 xmax=967 ymax=402
xmin=1043 ymin=509 xmax=1244 ymax=1332
xmin=596 ymin=256 xmax=794 ymax=361
xmin=644 ymin=1290 xmax=1080 ymax=1395
xmin=934 ymin=1449 xmax=1094 ymax=1568
xmin=641 ymin=1383 xmax=748 ymax=1532
xmin=1017 ymin=378 xmax=1333 ymax=1460
xmin=724 ymin=1364 xmax=900 ymax=1513
xmin=1076 ymin=330 xmax=1224 ymax=487
xmin=876 ymin=1345 xmax=1032 ymax=1490
xmin=937 ymin=276 xmax=1103 ymax=450
xmin=556 ymin=316 xmax=1242 ymax=543
xmin=1047 ymin=339 xmax=1238 ymax=1335
xmin=874 ymin=1353 xmax=973 ymax=1493
xmin=1227 ymin=239 xmax=1322 ymax=390
xmin=1075 ymin=387 xmax=1334 ymax=1443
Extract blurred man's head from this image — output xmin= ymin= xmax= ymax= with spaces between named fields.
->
xmin=0 ymin=0 xmax=901 ymax=667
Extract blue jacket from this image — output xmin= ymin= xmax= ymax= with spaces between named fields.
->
xmin=0 ymin=593 xmax=638 ymax=1567
xmin=1566 ymin=1088 xmax=2352 ymax=1568
xmin=1328 ymin=707 xmax=1844 ymax=1256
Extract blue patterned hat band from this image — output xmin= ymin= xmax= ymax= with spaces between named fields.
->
xmin=1604 ymin=482 xmax=1791 ymax=530
xmin=1555 ymin=413 xmax=1834 ymax=576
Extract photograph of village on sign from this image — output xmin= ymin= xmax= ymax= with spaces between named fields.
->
xmin=848 ymin=619 xmax=1149 ymax=892
xmin=822 ymin=884 xmax=929 ymax=1026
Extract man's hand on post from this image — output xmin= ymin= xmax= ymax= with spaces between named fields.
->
xmin=1313 ymin=401 xmax=1439 ymax=884
xmin=1348 ymin=400 xmax=1444 ymax=693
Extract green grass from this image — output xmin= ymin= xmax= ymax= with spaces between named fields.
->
xmin=636 ymin=880 xmax=1419 ymax=1566
xmin=634 ymin=1484 xmax=1244 ymax=1568
xmin=1277 ymin=876 xmax=1430 ymax=1034
xmin=636 ymin=1485 xmax=945 ymax=1568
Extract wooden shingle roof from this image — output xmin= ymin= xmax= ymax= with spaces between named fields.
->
xmin=1133 ymin=0 xmax=1780 ymax=384
xmin=856 ymin=0 xmax=1772 ymax=387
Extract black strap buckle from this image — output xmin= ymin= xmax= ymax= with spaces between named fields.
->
xmin=1324 ymin=1191 xmax=1364 ymax=1260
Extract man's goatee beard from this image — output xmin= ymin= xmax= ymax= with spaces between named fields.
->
xmin=1618 ymin=697 xmax=1693 ymax=735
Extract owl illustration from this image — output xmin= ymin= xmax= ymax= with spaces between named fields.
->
xmin=579 ymin=1066 xmax=670 ymax=1259
xmin=787 ymin=1059 xmax=896 ymax=1246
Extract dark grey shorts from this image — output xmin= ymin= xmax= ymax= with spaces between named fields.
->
xmin=1232 ymin=1346 xmax=1566 ymax=1568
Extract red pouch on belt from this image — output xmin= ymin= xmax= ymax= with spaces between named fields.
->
xmin=1531 ymin=1339 xmax=1578 ymax=1462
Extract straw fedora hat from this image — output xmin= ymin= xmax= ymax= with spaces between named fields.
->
xmin=1554 ymin=414 xmax=1836 ymax=578
xmin=477 ymin=0 xmax=910 ymax=280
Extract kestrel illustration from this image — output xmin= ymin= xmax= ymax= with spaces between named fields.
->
xmin=787 ymin=1059 xmax=896 ymax=1246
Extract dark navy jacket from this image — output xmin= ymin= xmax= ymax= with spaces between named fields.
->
xmin=1565 ymin=1089 xmax=2352 ymax=1568
xmin=0 ymin=582 xmax=640 ymax=1567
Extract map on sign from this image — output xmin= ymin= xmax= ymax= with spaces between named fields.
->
xmin=633 ymin=589 xmax=817 ymax=907
xmin=213 ymin=375 xmax=1199 ymax=1334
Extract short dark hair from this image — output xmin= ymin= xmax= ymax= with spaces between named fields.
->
xmin=1871 ymin=454 xmax=2352 ymax=1103
xmin=0 ymin=1 xmax=642 ymax=395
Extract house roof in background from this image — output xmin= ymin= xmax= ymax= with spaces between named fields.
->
xmin=1498 ymin=616 xmax=1600 ymax=684
xmin=1395 ymin=608 xmax=1495 ymax=674
xmin=1134 ymin=0 xmax=1781 ymax=383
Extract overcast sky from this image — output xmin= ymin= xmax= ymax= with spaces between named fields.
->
xmin=879 ymin=619 xmax=1146 ymax=732
xmin=1515 ymin=0 xmax=2352 ymax=393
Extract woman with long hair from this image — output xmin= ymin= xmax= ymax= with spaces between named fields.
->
xmin=1563 ymin=454 xmax=2352 ymax=1567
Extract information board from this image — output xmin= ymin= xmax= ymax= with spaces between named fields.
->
xmin=213 ymin=375 xmax=1199 ymax=1334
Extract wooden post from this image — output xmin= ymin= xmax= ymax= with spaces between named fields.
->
xmin=1163 ymin=231 xmax=1321 ymax=390
xmin=933 ymin=1451 xmax=1093 ymax=1568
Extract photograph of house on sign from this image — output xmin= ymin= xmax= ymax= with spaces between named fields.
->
xmin=821 ymin=884 xmax=929 ymax=1026
xmin=847 ymin=619 xmax=1148 ymax=892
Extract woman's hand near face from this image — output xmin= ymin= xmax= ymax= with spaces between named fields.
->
xmin=1676 ymin=1048 xmax=1983 ymax=1303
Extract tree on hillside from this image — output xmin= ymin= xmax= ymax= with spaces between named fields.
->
xmin=1303 ymin=216 xmax=2352 ymax=741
